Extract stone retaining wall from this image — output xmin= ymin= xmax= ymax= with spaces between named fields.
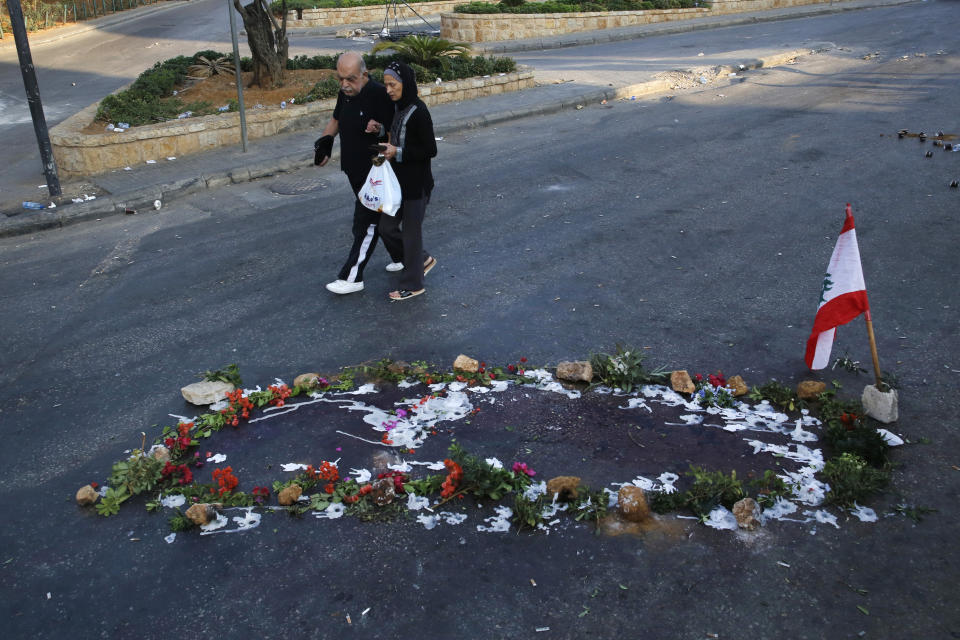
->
xmin=50 ymin=69 xmax=534 ymax=177
xmin=284 ymin=0 xmax=495 ymax=28
xmin=442 ymin=0 xmax=853 ymax=42
xmin=442 ymin=7 xmax=709 ymax=42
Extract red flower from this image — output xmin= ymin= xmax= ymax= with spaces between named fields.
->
xmin=324 ymin=483 xmax=335 ymax=494
xmin=520 ymin=357 xmax=527 ymax=363
xmin=508 ymin=364 xmax=516 ymax=372
xmin=488 ymin=373 xmax=496 ymax=380
xmin=90 ymin=481 xmax=99 ymax=489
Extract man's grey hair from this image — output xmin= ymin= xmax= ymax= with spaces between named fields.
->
xmin=337 ymin=51 xmax=367 ymax=73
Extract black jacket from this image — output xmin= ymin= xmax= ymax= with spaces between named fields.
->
xmin=390 ymin=100 xmax=437 ymax=199
xmin=333 ymin=79 xmax=394 ymax=189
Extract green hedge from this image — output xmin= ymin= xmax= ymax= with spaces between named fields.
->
xmin=96 ymin=50 xmax=517 ymax=127
xmin=453 ymin=0 xmax=702 ymax=12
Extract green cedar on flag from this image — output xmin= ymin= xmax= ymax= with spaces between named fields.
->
xmin=805 ymin=204 xmax=870 ymax=369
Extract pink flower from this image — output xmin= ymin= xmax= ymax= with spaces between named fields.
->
xmin=335 ymin=447 xmax=342 ymax=452
xmin=512 ymin=462 xmax=536 ymax=477
xmin=396 ymin=409 xmax=407 ymax=418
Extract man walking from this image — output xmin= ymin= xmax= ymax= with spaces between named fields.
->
xmin=315 ymin=51 xmax=401 ymax=294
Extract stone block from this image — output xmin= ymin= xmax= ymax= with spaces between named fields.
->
xmin=726 ymin=375 xmax=749 ymax=396
xmin=76 ymin=485 xmax=99 ymax=506
xmin=546 ymin=476 xmax=581 ymax=501
xmin=618 ymin=485 xmax=651 ymax=522
xmin=556 ymin=361 xmax=593 ymax=383
xmin=733 ymin=497 xmax=763 ymax=530
xmin=670 ymin=370 xmax=696 ymax=394
xmin=181 ymin=379 xmax=234 ymax=405
xmin=453 ymin=354 xmax=479 ymax=373
xmin=861 ymin=384 xmax=898 ymax=424
xmin=185 ymin=503 xmax=220 ymax=525
xmin=278 ymin=484 xmax=303 ymax=506
xmin=796 ymin=380 xmax=826 ymax=399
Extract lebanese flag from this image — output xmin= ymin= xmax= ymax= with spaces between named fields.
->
xmin=804 ymin=204 xmax=870 ymax=369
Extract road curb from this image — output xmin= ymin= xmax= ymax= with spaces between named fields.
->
xmin=0 ymin=47 xmax=821 ymax=238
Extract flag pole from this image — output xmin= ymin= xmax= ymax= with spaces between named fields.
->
xmin=864 ymin=310 xmax=883 ymax=388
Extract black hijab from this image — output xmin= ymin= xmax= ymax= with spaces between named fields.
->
xmin=386 ymin=60 xmax=418 ymax=110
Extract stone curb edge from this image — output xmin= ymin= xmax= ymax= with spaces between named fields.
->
xmin=470 ymin=0 xmax=918 ymax=54
xmin=0 ymin=48 xmax=810 ymax=239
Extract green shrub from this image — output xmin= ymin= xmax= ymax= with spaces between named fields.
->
xmin=589 ymin=345 xmax=667 ymax=392
xmin=822 ymin=453 xmax=889 ymax=507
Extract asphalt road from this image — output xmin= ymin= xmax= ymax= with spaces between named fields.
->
xmin=1 ymin=6 xmax=959 ymax=639
xmin=0 ymin=0 xmax=358 ymax=197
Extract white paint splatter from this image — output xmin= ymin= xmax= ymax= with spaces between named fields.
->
xmin=806 ymin=509 xmax=840 ymax=529
xmin=477 ymin=506 xmax=513 ymax=532
xmin=206 ymin=453 xmax=226 ymax=463
xmin=877 ymin=429 xmax=904 ymax=446
xmin=850 ymin=503 xmax=878 ymax=522
xmin=618 ymin=398 xmax=651 ymax=411
xmin=199 ymin=513 xmax=228 ymax=533
xmin=397 ymin=379 xmax=420 ymax=388
xmin=524 ymin=481 xmax=547 ymax=501
xmin=703 ymin=506 xmax=738 ymax=530
xmin=349 ymin=468 xmax=372 ymax=483
xmin=407 ymin=493 xmax=431 ymax=511
xmin=763 ymin=497 xmax=801 ymax=521
xmin=281 ymin=463 xmax=308 ymax=472
xmin=164 ymin=533 xmax=176 ymax=544
xmin=416 ymin=511 xmax=468 ymax=530
xmin=315 ymin=503 xmax=346 ymax=519
xmin=160 ymin=494 xmax=185 ymax=508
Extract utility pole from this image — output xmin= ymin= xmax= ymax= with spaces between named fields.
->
xmin=6 ymin=0 xmax=62 ymax=198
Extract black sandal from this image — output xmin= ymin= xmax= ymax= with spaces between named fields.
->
xmin=389 ymin=289 xmax=425 ymax=301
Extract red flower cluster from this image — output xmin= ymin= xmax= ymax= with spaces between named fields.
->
xmin=221 ymin=389 xmax=254 ymax=427
xmin=507 ymin=356 xmax=528 ymax=376
xmin=695 ymin=372 xmax=726 ymax=388
xmin=162 ymin=461 xmax=193 ymax=485
xmin=305 ymin=461 xmax=339 ymax=483
xmin=268 ymin=384 xmax=291 ymax=407
xmin=376 ymin=470 xmax=409 ymax=494
xmin=381 ymin=432 xmax=394 ymax=445
xmin=211 ymin=466 xmax=239 ymax=496
xmin=441 ymin=459 xmax=463 ymax=499
xmin=840 ymin=412 xmax=859 ymax=431
xmin=251 ymin=486 xmax=270 ymax=503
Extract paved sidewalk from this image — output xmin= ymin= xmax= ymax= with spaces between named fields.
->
xmin=0 ymin=0 xmax=917 ymax=237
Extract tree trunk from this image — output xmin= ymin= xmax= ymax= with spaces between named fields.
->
xmin=232 ymin=0 xmax=288 ymax=89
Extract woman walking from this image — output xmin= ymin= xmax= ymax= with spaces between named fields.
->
xmin=378 ymin=60 xmax=438 ymax=302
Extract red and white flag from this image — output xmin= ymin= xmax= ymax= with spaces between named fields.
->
xmin=804 ymin=204 xmax=870 ymax=369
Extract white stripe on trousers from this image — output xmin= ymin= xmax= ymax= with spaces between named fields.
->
xmin=346 ymin=223 xmax=377 ymax=283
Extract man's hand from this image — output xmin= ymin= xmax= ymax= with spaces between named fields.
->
xmin=365 ymin=119 xmax=382 ymax=134
xmin=314 ymin=135 xmax=334 ymax=166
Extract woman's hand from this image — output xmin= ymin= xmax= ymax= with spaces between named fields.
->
xmin=381 ymin=143 xmax=398 ymax=160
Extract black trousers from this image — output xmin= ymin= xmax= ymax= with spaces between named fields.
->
xmin=379 ymin=196 xmax=429 ymax=292
xmin=337 ymin=182 xmax=401 ymax=283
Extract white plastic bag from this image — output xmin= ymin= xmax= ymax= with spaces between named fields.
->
xmin=358 ymin=160 xmax=402 ymax=216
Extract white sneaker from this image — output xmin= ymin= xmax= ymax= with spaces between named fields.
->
xmin=385 ymin=262 xmax=404 ymax=272
xmin=326 ymin=279 xmax=364 ymax=294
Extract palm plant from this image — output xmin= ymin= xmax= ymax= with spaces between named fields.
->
xmin=187 ymin=55 xmax=237 ymax=79
xmin=372 ymin=35 xmax=471 ymax=70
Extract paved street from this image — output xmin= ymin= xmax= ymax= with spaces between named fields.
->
xmin=1 ymin=1 xmax=959 ymax=638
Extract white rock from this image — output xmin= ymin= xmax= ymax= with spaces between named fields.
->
xmin=861 ymin=384 xmax=898 ymax=423
xmin=181 ymin=380 xmax=234 ymax=405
